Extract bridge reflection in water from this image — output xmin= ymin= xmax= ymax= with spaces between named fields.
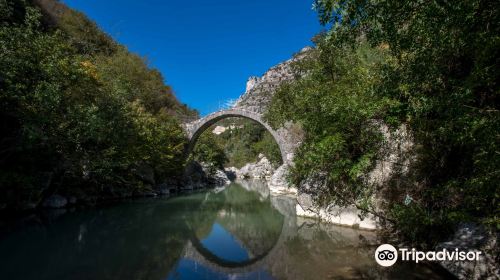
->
xmin=167 ymin=180 xmax=383 ymax=280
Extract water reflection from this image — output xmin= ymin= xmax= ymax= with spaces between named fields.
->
xmin=200 ymin=223 xmax=250 ymax=262
xmin=0 ymin=180 xmax=447 ymax=280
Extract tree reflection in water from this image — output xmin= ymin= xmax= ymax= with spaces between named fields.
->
xmin=0 ymin=181 xmax=448 ymax=280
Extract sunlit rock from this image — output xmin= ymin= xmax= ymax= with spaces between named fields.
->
xmin=296 ymin=193 xmax=377 ymax=230
xmin=233 ymin=47 xmax=311 ymax=115
xmin=268 ymin=164 xmax=297 ymax=195
xmin=237 ymin=156 xmax=275 ymax=179
xmin=211 ymin=169 xmax=231 ymax=186
xmin=212 ymin=125 xmax=227 ymax=135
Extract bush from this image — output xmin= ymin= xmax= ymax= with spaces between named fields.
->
xmin=0 ymin=2 xmax=194 ymax=209
xmin=265 ymin=0 xmax=500 ymax=245
xmin=198 ymin=118 xmax=282 ymax=169
xmin=266 ymin=38 xmax=397 ymax=210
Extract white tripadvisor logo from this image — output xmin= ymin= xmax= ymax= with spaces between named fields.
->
xmin=375 ymin=244 xmax=398 ymax=267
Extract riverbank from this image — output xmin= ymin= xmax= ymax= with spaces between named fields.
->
xmin=2 ymin=159 xmax=497 ymax=280
xmin=230 ymin=159 xmax=499 ymax=280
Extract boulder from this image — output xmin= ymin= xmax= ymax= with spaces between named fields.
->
xmin=210 ymin=169 xmax=231 ymax=186
xmin=238 ymin=156 xmax=274 ymax=179
xmin=436 ymin=223 xmax=499 ymax=279
xmin=295 ymin=184 xmax=377 ymax=230
xmin=295 ymin=200 xmax=378 ymax=230
xmin=297 ymin=193 xmax=314 ymax=210
xmin=200 ymin=163 xmax=230 ymax=186
xmin=42 ymin=194 xmax=68 ymax=208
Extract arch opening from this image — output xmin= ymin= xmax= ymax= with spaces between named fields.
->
xmin=185 ymin=109 xmax=286 ymax=166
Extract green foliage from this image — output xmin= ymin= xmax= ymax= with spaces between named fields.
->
xmin=266 ymin=38 xmax=396 ymax=209
xmin=57 ymin=6 xmax=117 ymax=55
xmin=94 ymin=48 xmax=197 ymax=121
xmin=211 ymin=118 xmax=282 ymax=168
xmin=274 ymin=0 xmax=500 ymax=244
xmin=0 ymin=2 xmax=195 ymax=209
xmin=251 ymin=131 xmax=282 ymax=166
xmin=192 ymin=132 xmax=227 ymax=173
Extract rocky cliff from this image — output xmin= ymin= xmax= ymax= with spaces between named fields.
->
xmin=233 ymin=47 xmax=498 ymax=280
xmin=233 ymin=47 xmax=311 ymax=114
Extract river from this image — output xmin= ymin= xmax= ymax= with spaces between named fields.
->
xmin=0 ymin=180 xmax=450 ymax=279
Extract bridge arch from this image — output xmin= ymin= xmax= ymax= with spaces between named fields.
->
xmin=181 ymin=194 xmax=298 ymax=274
xmin=184 ymin=109 xmax=287 ymax=163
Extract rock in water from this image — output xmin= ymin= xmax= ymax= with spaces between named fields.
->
xmin=210 ymin=169 xmax=231 ymax=186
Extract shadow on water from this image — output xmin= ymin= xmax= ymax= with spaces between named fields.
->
xmin=0 ymin=180 xmax=451 ymax=280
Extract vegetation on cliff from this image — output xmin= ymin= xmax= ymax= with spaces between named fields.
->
xmin=0 ymin=0 xmax=198 ymax=210
xmin=192 ymin=118 xmax=282 ymax=169
xmin=266 ymin=0 xmax=499 ymax=245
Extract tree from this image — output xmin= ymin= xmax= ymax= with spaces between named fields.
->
xmin=0 ymin=1 xmax=195 ymax=209
xmin=266 ymin=0 xmax=499 ymax=245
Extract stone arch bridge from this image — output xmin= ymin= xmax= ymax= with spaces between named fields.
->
xmin=183 ymin=109 xmax=301 ymax=163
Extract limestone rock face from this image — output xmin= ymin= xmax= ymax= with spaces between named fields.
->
xmin=234 ymin=47 xmax=311 ymax=114
xmin=212 ymin=125 xmax=227 ymax=135
xmin=237 ymin=155 xmax=275 ymax=179
xmin=436 ymin=223 xmax=499 ymax=279
xmin=297 ymin=193 xmax=314 ymax=210
xmin=210 ymin=168 xmax=231 ymax=186
xmin=293 ymin=122 xmax=418 ymax=230
xmin=366 ymin=122 xmax=415 ymax=188
xmin=295 ymin=200 xmax=378 ymax=230
xmin=268 ymin=164 xmax=297 ymax=195
xmin=294 ymin=173 xmax=377 ymax=230
xmin=245 ymin=76 xmax=260 ymax=93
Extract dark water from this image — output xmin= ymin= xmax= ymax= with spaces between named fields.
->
xmin=0 ymin=181 xmax=449 ymax=280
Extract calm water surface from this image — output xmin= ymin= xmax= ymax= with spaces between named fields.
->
xmin=0 ymin=180 xmax=449 ymax=279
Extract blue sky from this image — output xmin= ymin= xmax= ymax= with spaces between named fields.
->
xmin=63 ymin=0 xmax=324 ymax=115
